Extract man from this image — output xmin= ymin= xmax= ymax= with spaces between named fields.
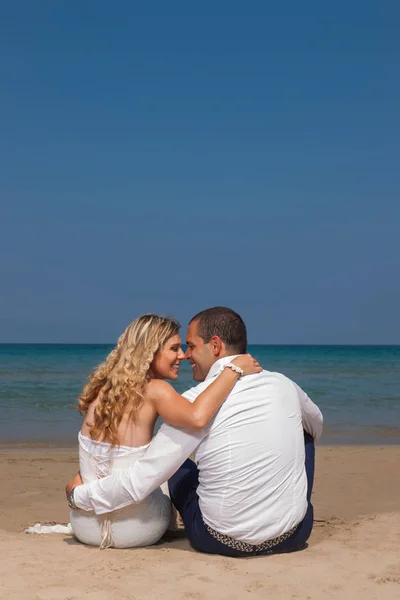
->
xmin=67 ymin=307 xmax=323 ymax=557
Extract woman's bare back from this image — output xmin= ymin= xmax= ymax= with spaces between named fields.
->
xmin=80 ymin=396 xmax=158 ymax=447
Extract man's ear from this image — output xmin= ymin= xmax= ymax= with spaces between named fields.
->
xmin=210 ymin=335 xmax=222 ymax=357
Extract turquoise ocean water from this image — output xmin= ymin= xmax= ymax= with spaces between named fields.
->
xmin=0 ymin=344 xmax=399 ymax=445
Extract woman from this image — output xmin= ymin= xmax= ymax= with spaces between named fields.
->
xmin=70 ymin=314 xmax=261 ymax=549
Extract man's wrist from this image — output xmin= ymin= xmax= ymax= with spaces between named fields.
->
xmin=67 ymin=486 xmax=79 ymax=509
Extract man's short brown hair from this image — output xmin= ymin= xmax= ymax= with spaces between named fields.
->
xmin=189 ymin=307 xmax=247 ymax=354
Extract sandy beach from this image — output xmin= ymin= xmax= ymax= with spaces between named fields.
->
xmin=0 ymin=444 xmax=399 ymax=600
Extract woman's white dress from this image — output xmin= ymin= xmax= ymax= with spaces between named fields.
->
xmin=70 ymin=432 xmax=171 ymax=548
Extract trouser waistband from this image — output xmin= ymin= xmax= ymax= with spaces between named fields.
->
xmin=204 ymin=523 xmax=298 ymax=553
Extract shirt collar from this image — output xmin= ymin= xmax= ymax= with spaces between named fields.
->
xmin=205 ymin=355 xmax=240 ymax=381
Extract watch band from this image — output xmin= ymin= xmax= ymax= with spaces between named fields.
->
xmin=67 ymin=486 xmax=78 ymax=509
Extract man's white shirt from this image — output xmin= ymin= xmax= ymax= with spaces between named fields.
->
xmin=74 ymin=357 xmax=323 ymax=544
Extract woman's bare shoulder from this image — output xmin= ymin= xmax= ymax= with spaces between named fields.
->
xmin=146 ymin=379 xmax=175 ymax=401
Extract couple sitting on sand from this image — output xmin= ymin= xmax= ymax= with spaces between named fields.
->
xmin=66 ymin=307 xmax=323 ymax=557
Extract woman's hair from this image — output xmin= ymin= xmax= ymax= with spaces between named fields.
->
xmin=77 ymin=314 xmax=180 ymax=446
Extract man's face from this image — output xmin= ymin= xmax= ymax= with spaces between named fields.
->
xmin=185 ymin=320 xmax=216 ymax=382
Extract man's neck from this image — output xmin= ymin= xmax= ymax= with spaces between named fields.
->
xmin=205 ymin=355 xmax=240 ymax=381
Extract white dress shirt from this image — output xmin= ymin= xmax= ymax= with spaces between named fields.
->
xmin=75 ymin=357 xmax=323 ymax=544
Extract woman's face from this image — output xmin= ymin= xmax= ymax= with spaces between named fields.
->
xmin=150 ymin=334 xmax=185 ymax=380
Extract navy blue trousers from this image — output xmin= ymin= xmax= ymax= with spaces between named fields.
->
xmin=168 ymin=432 xmax=315 ymax=557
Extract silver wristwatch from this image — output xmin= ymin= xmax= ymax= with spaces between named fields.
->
xmin=67 ymin=486 xmax=78 ymax=509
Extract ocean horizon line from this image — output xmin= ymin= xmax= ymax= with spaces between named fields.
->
xmin=1 ymin=342 xmax=400 ymax=348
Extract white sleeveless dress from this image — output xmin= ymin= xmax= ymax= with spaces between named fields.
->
xmin=70 ymin=432 xmax=172 ymax=549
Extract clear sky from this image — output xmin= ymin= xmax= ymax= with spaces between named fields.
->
xmin=1 ymin=1 xmax=399 ymax=344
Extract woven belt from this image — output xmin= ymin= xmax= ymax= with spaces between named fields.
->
xmin=205 ymin=523 xmax=297 ymax=554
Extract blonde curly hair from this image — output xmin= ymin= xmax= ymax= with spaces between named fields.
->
xmin=77 ymin=314 xmax=181 ymax=446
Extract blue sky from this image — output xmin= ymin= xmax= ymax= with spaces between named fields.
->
xmin=1 ymin=1 xmax=399 ymax=343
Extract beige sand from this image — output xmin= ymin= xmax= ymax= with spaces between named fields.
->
xmin=0 ymin=445 xmax=399 ymax=600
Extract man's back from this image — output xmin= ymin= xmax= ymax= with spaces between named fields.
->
xmin=188 ymin=370 xmax=309 ymax=544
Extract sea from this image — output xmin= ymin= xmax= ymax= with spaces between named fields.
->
xmin=0 ymin=344 xmax=399 ymax=446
